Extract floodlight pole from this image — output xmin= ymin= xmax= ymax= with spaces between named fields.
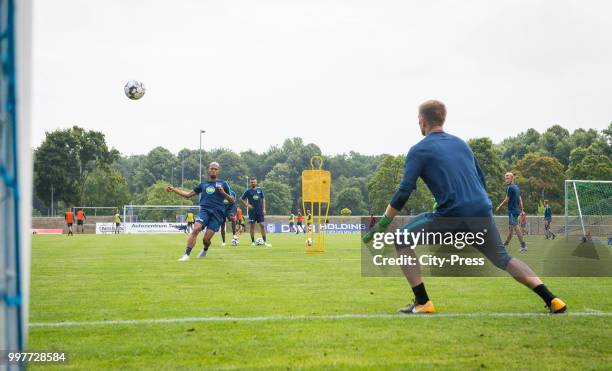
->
xmin=199 ymin=130 xmax=205 ymax=184
xmin=180 ymin=153 xmax=185 ymax=189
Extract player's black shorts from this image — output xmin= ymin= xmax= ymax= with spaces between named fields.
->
xmin=187 ymin=221 xmax=194 ymax=227
xmin=66 ymin=223 xmax=73 ymax=227
xmin=249 ymin=210 xmax=265 ymax=223
xmin=544 ymin=218 xmax=551 ymax=230
xmin=289 ymin=222 xmax=294 ymax=227
xmin=396 ymin=212 xmax=512 ymax=270
xmin=77 ymin=220 xmax=84 ymax=225
xmin=115 ymin=223 xmax=120 ymax=227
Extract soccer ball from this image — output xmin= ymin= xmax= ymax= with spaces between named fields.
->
xmin=124 ymin=80 xmax=146 ymax=100
xmin=256 ymin=237 xmax=265 ymax=245
xmin=231 ymin=237 xmax=239 ymax=246
xmin=306 ymin=238 xmax=312 ymax=246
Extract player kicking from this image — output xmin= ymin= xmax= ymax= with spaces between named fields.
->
xmin=364 ymin=100 xmax=566 ymax=314
xmin=167 ymin=162 xmax=235 ymax=261
xmin=220 ymin=189 xmax=238 ymax=246
xmin=543 ymin=200 xmax=556 ymax=240
xmin=241 ymin=176 xmax=271 ymax=247
xmin=496 ymin=172 xmax=528 ymax=252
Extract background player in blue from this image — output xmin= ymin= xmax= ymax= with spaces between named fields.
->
xmin=220 ymin=189 xmax=237 ymax=246
xmin=495 ymin=172 xmax=527 ymax=252
xmin=167 ymin=162 xmax=234 ymax=261
xmin=241 ymin=176 xmax=272 ymax=247
xmin=364 ymin=100 xmax=566 ymax=314
xmin=543 ymin=199 xmax=556 ymax=240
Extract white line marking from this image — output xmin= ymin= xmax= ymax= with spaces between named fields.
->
xmin=29 ymin=312 xmax=611 ymax=328
xmin=584 ymin=307 xmax=603 ymax=313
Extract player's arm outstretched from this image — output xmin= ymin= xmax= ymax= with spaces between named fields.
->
xmin=363 ymin=149 xmax=422 ymax=243
xmin=166 ymin=186 xmax=196 ymax=198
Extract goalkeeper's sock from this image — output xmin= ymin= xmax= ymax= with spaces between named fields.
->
xmin=185 ymin=247 xmax=193 ymax=256
xmin=263 ymin=235 xmax=267 ymax=242
xmin=251 ymin=236 xmax=255 ymax=243
xmin=412 ymin=282 xmax=430 ymax=305
xmin=533 ymin=284 xmax=555 ymax=306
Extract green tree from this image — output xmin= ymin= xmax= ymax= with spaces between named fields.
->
xmin=213 ymin=149 xmax=249 ymax=186
xmin=512 ymin=153 xmax=565 ymax=213
xmin=265 ymin=163 xmax=292 ymax=185
xmin=500 ymin=128 xmax=541 ymax=165
xmin=539 ymin=125 xmax=572 ymax=167
xmin=141 ymin=181 xmax=194 ymax=221
xmin=367 ymin=155 xmax=404 ymax=214
xmin=468 ymin=137 xmax=506 ymax=203
xmin=146 ymin=147 xmax=178 ymax=183
xmin=260 ymin=180 xmax=292 ymax=215
xmin=34 ymin=126 xmax=118 ymax=207
xmin=83 ymin=168 xmax=130 ymax=208
xmin=335 ymin=187 xmax=367 ymax=215
xmin=566 ymin=147 xmax=612 ymax=180
xmin=144 ymin=181 xmax=193 ymax=206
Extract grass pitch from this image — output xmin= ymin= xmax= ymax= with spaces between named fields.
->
xmin=29 ymin=233 xmax=611 ymax=369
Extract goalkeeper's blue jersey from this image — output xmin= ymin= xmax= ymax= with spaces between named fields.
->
xmin=390 ymin=131 xmax=492 ymax=217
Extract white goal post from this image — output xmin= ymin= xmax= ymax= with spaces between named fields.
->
xmin=564 ymin=180 xmax=612 ymax=239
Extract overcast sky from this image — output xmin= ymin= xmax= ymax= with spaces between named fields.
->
xmin=32 ymin=0 xmax=612 ymax=156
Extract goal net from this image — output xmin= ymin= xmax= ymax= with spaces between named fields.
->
xmin=123 ymin=204 xmax=201 ymax=223
xmin=564 ymin=180 xmax=612 ymax=240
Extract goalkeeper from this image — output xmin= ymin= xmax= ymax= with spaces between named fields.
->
xmin=364 ymin=100 xmax=566 ymax=315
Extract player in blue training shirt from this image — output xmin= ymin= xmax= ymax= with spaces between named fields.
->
xmin=167 ymin=161 xmax=235 ymax=261
xmin=495 ymin=172 xmax=527 ymax=252
xmin=543 ymin=199 xmax=555 ymax=240
xmin=220 ymin=189 xmax=238 ymax=246
xmin=364 ymin=100 xmax=566 ymax=314
xmin=241 ymin=176 xmax=271 ymax=247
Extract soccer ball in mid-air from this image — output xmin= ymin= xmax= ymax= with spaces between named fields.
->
xmin=306 ymin=238 xmax=313 ymax=246
xmin=256 ymin=237 xmax=265 ymax=246
xmin=124 ymin=80 xmax=146 ymax=100
xmin=231 ymin=237 xmax=239 ymax=246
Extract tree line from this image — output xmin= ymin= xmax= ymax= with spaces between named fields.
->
xmin=33 ymin=123 xmax=612 ymax=216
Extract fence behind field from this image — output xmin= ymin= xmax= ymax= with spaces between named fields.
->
xmin=32 ymin=214 xmax=611 ymax=237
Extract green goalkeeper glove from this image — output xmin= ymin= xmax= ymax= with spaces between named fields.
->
xmin=362 ymin=215 xmax=392 ymax=243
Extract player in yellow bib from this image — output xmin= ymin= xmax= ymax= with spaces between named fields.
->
xmin=186 ymin=211 xmax=195 ymax=233
xmin=289 ymin=212 xmax=296 ymax=233
xmin=113 ymin=212 xmax=121 ymax=234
